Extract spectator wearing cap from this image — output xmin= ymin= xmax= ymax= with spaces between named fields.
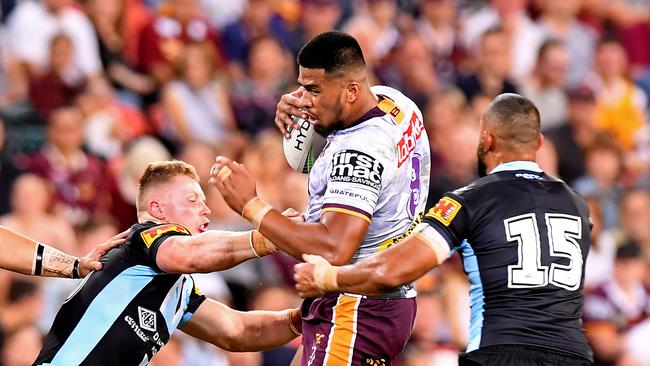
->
xmin=521 ymin=39 xmax=570 ymax=130
xmin=545 ymin=84 xmax=599 ymax=184
xmin=583 ymin=241 xmax=650 ymax=366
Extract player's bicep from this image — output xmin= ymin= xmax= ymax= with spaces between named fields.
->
xmin=422 ymin=194 xmax=469 ymax=248
xmin=319 ymin=210 xmax=370 ymax=265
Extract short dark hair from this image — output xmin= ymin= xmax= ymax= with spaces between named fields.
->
xmin=137 ymin=160 xmax=199 ymax=211
xmin=484 ymin=93 xmax=540 ymax=150
xmin=297 ymin=31 xmax=366 ymax=78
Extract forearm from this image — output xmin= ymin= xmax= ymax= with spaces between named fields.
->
xmin=226 ymin=309 xmax=301 ymax=352
xmin=0 ymin=226 xmax=79 ymax=278
xmin=329 ymin=235 xmax=442 ymax=296
xmin=259 ymin=210 xmax=338 ymax=262
xmin=171 ymin=231 xmax=262 ymax=273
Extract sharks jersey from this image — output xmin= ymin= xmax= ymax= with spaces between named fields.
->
xmin=35 ymin=221 xmax=206 ymax=366
xmin=304 ymin=85 xmax=430 ymax=298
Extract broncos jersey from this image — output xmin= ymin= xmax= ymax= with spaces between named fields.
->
xmin=304 ymin=85 xmax=431 ymax=299
xmin=34 ymin=221 xmax=206 ymax=366
xmin=423 ymin=161 xmax=592 ymax=361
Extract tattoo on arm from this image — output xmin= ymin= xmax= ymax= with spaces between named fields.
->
xmin=41 ymin=246 xmax=77 ymax=278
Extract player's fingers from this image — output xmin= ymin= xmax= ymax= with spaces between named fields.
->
xmin=275 ymin=114 xmax=291 ymax=138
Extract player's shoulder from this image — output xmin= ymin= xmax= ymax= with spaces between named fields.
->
xmin=129 ymin=221 xmax=191 ymax=248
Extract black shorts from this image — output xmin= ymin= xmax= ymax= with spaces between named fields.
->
xmin=458 ymin=345 xmax=593 ymax=366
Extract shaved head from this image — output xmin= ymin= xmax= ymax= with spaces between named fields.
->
xmin=483 ymin=93 xmax=540 ymax=152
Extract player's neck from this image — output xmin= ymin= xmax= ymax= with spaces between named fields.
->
xmin=341 ymin=89 xmax=379 ymax=129
xmin=138 ymin=212 xmax=164 ymax=225
xmin=487 ymin=152 xmax=537 ymax=173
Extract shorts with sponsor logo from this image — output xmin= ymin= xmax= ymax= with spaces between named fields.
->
xmin=300 ymin=293 xmax=416 ymax=366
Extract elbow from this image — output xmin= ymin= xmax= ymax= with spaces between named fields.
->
xmin=320 ymin=242 xmax=354 ymax=266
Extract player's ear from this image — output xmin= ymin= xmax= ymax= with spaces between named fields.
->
xmin=149 ymin=201 xmax=165 ymax=220
xmin=345 ymin=81 xmax=360 ymax=103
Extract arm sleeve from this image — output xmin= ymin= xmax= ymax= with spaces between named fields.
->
xmin=321 ymin=135 xmax=396 ymax=223
xmin=180 ymin=279 xmax=207 ymax=327
xmin=421 ymin=193 xmax=471 ymax=249
xmin=137 ymin=224 xmax=192 ymax=271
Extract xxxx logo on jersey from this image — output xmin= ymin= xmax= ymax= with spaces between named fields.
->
xmin=141 ymin=224 xmax=190 ymax=247
xmin=426 ymin=196 xmax=461 ymax=226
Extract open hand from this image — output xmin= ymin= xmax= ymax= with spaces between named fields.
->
xmin=275 ymin=88 xmax=312 ymax=138
xmin=79 ymin=229 xmax=129 ymax=277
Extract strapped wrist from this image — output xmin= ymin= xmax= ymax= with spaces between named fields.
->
xmin=288 ymin=309 xmax=302 ymax=336
xmin=32 ymin=243 xmax=45 ymax=276
xmin=249 ymin=230 xmax=277 ymax=257
xmin=241 ymin=197 xmax=273 ymax=229
xmin=313 ymin=263 xmax=340 ymax=293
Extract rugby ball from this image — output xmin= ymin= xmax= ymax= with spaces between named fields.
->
xmin=283 ymin=115 xmax=326 ymax=173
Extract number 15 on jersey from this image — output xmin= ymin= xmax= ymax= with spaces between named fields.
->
xmin=504 ymin=213 xmax=584 ymax=291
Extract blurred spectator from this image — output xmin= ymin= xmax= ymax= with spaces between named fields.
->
xmin=230 ymin=36 xmax=295 ymax=137
xmin=21 ymin=106 xmax=109 ymax=228
xmin=583 ymin=241 xmax=650 ymax=366
xmin=221 ymin=0 xmax=292 ymax=77
xmin=105 ymin=136 xmax=171 ymax=230
xmin=545 ymin=84 xmax=599 ymax=184
xmin=0 ymin=117 xmax=22 ymax=216
xmin=343 ymin=0 xmax=400 ymax=67
xmin=199 ymin=0 xmax=248 ymax=30
xmin=584 ymin=196 xmax=618 ymax=289
xmin=591 ymin=37 xmax=648 ymax=151
xmin=1 ymin=325 xmax=42 ymax=366
xmin=416 ymin=0 xmax=463 ymax=87
xmin=521 ymin=39 xmax=570 ymax=130
xmin=0 ymin=279 xmax=43 ymax=352
xmin=161 ymin=42 xmax=244 ymax=153
xmin=137 ymin=0 xmax=224 ymax=86
xmin=288 ymin=0 xmax=342 ymax=58
xmin=618 ymin=189 xmax=650 ymax=263
xmin=0 ymin=174 xmax=77 ymax=253
xmin=376 ymin=32 xmax=438 ymax=110
xmin=427 ymin=120 xmax=478 ymax=206
xmin=85 ymin=0 xmax=156 ymax=104
xmin=536 ymin=0 xmax=597 ymax=87
xmin=5 ymin=0 xmax=101 ymax=79
xmin=573 ymin=136 xmax=625 ymax=230
xmin=461 ymin=0 xmax=545 ymax=81
xmin=456 ymin=26 xmax=518 ymax=103
xmin=28 ymin=34 xmax=85 ymax=121
xmin=76 ymin=78 xmax=150 ymax=159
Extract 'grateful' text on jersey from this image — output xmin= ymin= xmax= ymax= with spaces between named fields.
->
xmin=305 ymin=85 xmax=431 ymax=299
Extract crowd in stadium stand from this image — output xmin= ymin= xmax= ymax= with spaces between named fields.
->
xmin=0 ymin=0 xmax=648 ymax=365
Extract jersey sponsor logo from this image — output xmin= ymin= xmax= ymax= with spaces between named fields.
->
xmin=140 ymin=224 xmax=190 ymax=248
xmin=397 ymin=112 xmax=424 ymax=167
xmin=426 ymin=196 xmax=461 ymax=226
xmin=330 ymin=149 xmax=384 ymax=190
xmin=328 ymin=188 xmax=371 ymax=202
xmin=138 ymin=306 xmax=157 ymax=332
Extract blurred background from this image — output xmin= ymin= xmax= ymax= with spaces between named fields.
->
xmin=0 ymin=0 xmax=648 ymax=365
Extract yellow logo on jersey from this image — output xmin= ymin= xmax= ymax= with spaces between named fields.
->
xmin=426 ymin=197 xmax=462 ymax=226
xmin=140 ymin=224 xmax=190 ymax=247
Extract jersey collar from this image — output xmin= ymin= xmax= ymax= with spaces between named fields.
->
xmin=490 ymin=161 xmax=543 ymax=174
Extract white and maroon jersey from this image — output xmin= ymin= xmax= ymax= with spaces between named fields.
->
xmin=305 ymin=86 xmax=430 ymax=297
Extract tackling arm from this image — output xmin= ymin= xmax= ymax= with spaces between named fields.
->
xmin=295 ymin=225 xmax=451 ymax=297
xmin=181 ymin=299 xmax=302 ymax=352
xmin=0 ymin=225 xmax=126 ymax=278
xmin=156 ymin=230 xmax=273 ymax=274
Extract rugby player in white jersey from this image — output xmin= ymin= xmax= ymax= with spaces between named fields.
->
xmin=212 ymin=31 xmax=431 ymax=366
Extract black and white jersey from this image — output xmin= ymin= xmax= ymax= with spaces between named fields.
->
xmin=423 ymin=161 xmax=592 ymax=361
xmin=35 ymin=221 xmax=206 ymax=366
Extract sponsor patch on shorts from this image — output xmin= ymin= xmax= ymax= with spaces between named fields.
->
xmin=426 ymin=196 xmax=462 ymax=226
xmin=330 ymin=149 xmax=384 ymax=190
xmin=362 ymin=353 xmax=391 ymax=366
